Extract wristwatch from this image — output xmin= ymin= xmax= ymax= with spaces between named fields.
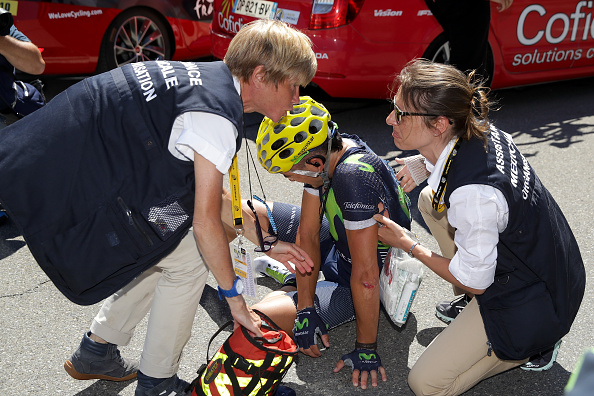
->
xmin=218 ymin=276 xmax=244 ymax=300
xmin=408 ymin=242 xmax=419 ymax=258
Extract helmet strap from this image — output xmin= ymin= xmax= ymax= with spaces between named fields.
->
xmin=319 ymin=121 xmax=338 ymax=190
xmin=290 ymin=122 xmax=337 ymax=189
xmin=290 ymin=169 xmax=322 ymax=178
xmin=320 ymin=138 xmax=332 ymax=190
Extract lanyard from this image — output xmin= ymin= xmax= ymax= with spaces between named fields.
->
xmin=229 ymin=129 xmax=278 ymax=249
xmin=431 ymin=137 xmax=461 ymax=213
xmin=228 ymin=154 xmax=243 ymax=230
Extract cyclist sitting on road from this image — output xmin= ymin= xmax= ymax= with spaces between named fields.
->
xmin=221 ymin=96 xmax=412 ymax=389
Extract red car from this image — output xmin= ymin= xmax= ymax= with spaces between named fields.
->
xmin=211 ymin=0 xmax=594 ymax=99
xmin=10 ymin=0 xmax=215 ymax=75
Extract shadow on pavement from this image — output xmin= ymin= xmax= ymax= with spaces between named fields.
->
xmin=199 ymin=284 xmax=233 ymax=328
xmin=0 ymin=219 xmax=25 ymax=260
xmin=72 ymin=378 xmax=135 ymax=395
xmin=465 ymin=363 xmax=571 ymax=396
xmin=491 ymin=78 xmax=594 ymax=161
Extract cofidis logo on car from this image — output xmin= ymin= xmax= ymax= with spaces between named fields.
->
xmin=218 ymin=0 xmax=245 ymax=33
xmin=513 ymin=1 xmax=594 ymax=67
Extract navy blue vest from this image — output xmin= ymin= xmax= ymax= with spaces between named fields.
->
xmin=444 ymin=126 xmax=585 ymax=360
xmin=0 ymin=61 xmax=243 ymax=305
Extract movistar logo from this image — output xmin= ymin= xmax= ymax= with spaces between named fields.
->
xmin=290 ymin=151 xmax=309 ymax=164
xmin=295 ymin=318 xmax=309 ymax=330
xmin=359 ymin=353 xmax=376 ymax=360
xmin=290 ymin=136 xmax=315 ymax=163
xmin=344 ymin=154 xmax=374 ymax=172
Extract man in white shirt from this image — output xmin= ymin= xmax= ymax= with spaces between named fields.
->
xmin=0 ymin=19 xmax=316 ymax=396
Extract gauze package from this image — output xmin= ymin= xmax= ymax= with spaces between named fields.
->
xmin=379 ymin=232 xmax=424 ymax=327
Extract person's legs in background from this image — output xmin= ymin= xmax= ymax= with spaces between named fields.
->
xmin=424 ymin=0 xmax=492 ymax=84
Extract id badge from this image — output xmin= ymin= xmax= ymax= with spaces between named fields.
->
xmin=232 ymin=242 xmax=256 ymax=298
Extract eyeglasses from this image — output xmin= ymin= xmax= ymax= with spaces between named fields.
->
xmin=247 ymin=199 xmax=278 ymax=253
xmin=392 ymin=99 xmax=441 ymax=126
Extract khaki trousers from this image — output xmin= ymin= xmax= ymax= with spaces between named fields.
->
xmin=409 ymin=186 xmax=526 ymax=396
xmin=90 ymin=230 xmax=208 ymax=378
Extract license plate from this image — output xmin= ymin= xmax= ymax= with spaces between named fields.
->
xmin=233 ymin=0 xmax=278 ymax=19
xmin=0 ymin=1 xmax=18 ymax=15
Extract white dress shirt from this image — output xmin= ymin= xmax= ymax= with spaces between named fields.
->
xmin=167 ymin=76 xmax=241 ymax=173
xmin=426 ymin=138 xmax=510 ymax=290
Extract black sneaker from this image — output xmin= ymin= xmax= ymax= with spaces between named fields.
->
xmin=29 ymin=78 xmax=47 ymax=104
xmin=435 ymin=294 xmax=471 ymax=324
xmin=64 ymin=331 xmax=138 ymax=381
xmin=135 ymin=374 xmax=191 ymax=396
xmin=521 ymin=339 xmax=562 ymax=371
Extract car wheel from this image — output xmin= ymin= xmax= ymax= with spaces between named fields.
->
xmin=422 ymin=32 xmax=494 ymax=85
xmin=97 ymin=8 xmax=172 ymax=72
xmin=422 ymin=32 xmax=452 ymax=64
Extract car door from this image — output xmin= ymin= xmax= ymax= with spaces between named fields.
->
xmin=491 ymin=0 xmax=593 ymax=75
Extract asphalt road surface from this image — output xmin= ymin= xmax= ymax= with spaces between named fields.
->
xmin=1 ymin=74 xmax=593 ymax=395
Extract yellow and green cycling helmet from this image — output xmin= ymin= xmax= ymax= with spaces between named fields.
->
xmin=256 ymin=96 xmax=331 ymax=174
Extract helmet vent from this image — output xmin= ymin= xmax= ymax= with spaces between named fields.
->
xmin=273 ymin=124 xmax=286 ymax=134
xmin=255 ymin=96 xmax=330 ymax=174
xmin=279 ymin=148 xmax=294 ymax=159
xmin=310 ymin=106 xmax=326 ymax=117
xmin=291 ymin=117 xmax=306 ymax=126
xmin=294 ymin=131 xmax=307 ymax=143
xmin=309 ymin=119 xmax=323 ymax=134
xmin=291 ymin=106 xmax=307 ymax=115
xmin=271 ymin=137 xmax=288 ymax=150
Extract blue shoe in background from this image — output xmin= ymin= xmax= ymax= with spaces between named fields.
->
xmin=0 ymin=210 xmax=7 ymax=225
xmin=276 ymin=385 xmax=296 ymax=396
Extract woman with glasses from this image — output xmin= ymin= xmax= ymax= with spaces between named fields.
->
xmin=374 ymin=59 xmax=585 ymax=396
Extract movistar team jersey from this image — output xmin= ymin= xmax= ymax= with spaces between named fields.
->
xmin=306 ymin=135 xmax=411 ymax=280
